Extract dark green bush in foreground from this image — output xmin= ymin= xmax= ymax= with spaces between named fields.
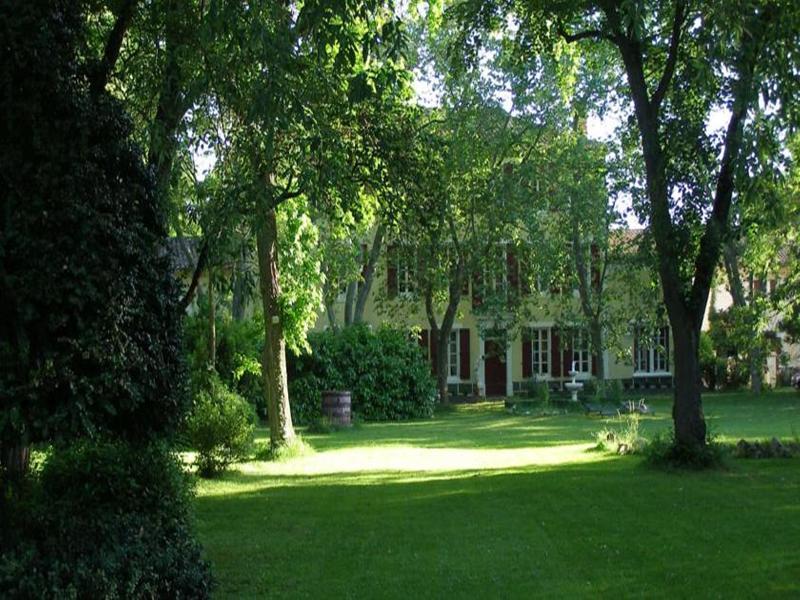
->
xmin=187 ymin=376 xmax=255 ymax=477
xmin=288 ymin=325 xmax=436 ymax=424
xmin=0 ymin=440 xmax=213 ymax=599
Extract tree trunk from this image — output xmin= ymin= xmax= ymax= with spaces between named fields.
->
xmin=722 ymin=241 xmax=763 ymax=395
xmin=208 ymin=267 xmax=216 ymax=367
xmin=590 ymin=320 xmax=605 ymax=383
xmin=353 ymin=222 xmax=385 ymax=324
xmin=256 ymin=209 xmax=295 ymax=448
xmin=670 ymin=317 xmax=707 ymax=449
xmin=343 ymin=282 xmax=356 ymax=327
xmin=435 ymin=331 xmax=449 ymax=403
xmin=1 ymin=445 xmax=30 ymax=481
xmin=231 ymin=245 xmax=249 ymax=321
xmin=325 ymin=300 xmax=338 ymax=330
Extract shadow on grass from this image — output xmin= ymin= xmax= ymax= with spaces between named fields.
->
xmin=195 ymin=457 xmax=800 ymax=599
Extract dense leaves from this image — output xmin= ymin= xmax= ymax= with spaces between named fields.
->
xmin=288 ymin=325 xmax=437 ymax=423
xmin=0 ymin=441 xmax=213 ymax=598
xmin=186 ymin=375 xmax=255 ymax=478
xmin=0 ymin=1 xmax=188 ymax=450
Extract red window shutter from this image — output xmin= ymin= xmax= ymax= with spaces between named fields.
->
xmin=522 ymin=329 xmax=532 ymax=379
xmin=506 ymin=244 xmax=519 ymax=292
xmin=472 ymin=271 xmax=483 ymax=307
xmin=387 ymin=244 xmax=397 ymax=298
xmin=563 ymin=333 xmax=572 ymax=375
xmin=419 ymin=329 xmax=429 ymax=360
xmin=519 ymin=256 xmax=532 ymax=295
xmin=459 ymin=329 xmax=470 ymax=380
xmin=429 ymin=329 xmax=438 ymax=375
xmin=592 ymin=352 xmax=598 ymax=376
xmin=551 ymin=328 xmax=561 ymax=377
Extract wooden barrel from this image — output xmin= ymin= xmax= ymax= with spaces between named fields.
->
xmin=321 ymin=390 xmax=352 ymax=426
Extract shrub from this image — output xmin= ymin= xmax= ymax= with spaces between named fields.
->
xmin=594 ymin=413 xmax=646 ymax=455
xmin=288 ymin=325 xmax=436 ymax=424
xmin=184 ymin=306 xmax=266 ymax=418
xmin=643 ymin=429 xmax=727 ymax=470
xmin=186 ymin=376 xmax=255 ymax=477
xmin=0 ymin=440 xmax=213 ymax=598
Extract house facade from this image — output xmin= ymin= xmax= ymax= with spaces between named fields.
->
xmin=315 ymin=238 xmax=673 ymax=398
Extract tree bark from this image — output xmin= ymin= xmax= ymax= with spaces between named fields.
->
xmin=178 ymin=239 xmax=208 ymax=313
xmin=424 ymin=259 xmax=464 ymax=404
xmin=231 ymin=245 xmax=250 ymax=321
xmin=670 ymin=319 xmax=707 ymax=447
xmin=722 ymin=241 xmax=763 ymax=394
xmin=1 ymin=445 xmax=30 ymax=481
xmin=90 ymin=0 xmax=138 ymax=97
xmin=343 ymin=282 xmax=357 ymax=326
xmin=207 ymin=267 xmax=216 ymax=367
xmin=353 ymin=222 xmax=385 ymax=324
xmin=256 ymin=208 xmax=296 ymax=447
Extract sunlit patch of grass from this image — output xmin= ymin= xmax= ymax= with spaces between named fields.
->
xmin=194 ymin=390 xmax=800 ymax=598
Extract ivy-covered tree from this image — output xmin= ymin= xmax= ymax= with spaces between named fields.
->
xmin=0 ymin=1 xmax=188 ymax=472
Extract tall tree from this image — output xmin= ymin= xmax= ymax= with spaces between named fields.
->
xmin=452 ymin=0 xmax=800 ymax=452
xmin=204 ymin=0 xmax=408 ymax=448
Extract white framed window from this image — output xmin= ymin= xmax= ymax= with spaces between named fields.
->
xmin=571 ymin=330 xmax=591 ymax=373
xmin=634 ymin=326 xmax=670 ymax=374
xmin=531 ymin=328 xmax=550 ymax=376
xmin=397 ymin=254 xmax=415 ymax=295
xmin=448 ymin=330 xmax=459 ymax=378
xmin=483 ymin=249 xmax=508 ymax=295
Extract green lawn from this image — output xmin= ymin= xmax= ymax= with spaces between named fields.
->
xmin=194 ymin=390 xmax=800 ymax=599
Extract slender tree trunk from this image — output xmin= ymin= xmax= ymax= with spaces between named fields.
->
xmin=178 ymin=239 xmax=208 ymax=312
xmin=353 ymin=222 xmax=385 ymax=324
xmin=325 ymin=300 xmax=338 ymax=330
xmin=343 ymin=282 xmax=356 ymax=327
xmin=1 ymin=445 xmax=30 ymax=482
xmin=424 ymin=262 xmax=464 ymax=405
xmin=90 ymin=0 xmax=138 ymax=97
xmin=590 ymin=321 xmax=605 ymax=383
xmin=207 ymin=267 xmax=216 ymax=367
xmin=230 ymin=246 xmax=246 ymax=321
xmin=256 ymin=208 xmax=295 ymax=447
xmin=722 ymin=241 xmax=763 ymax=394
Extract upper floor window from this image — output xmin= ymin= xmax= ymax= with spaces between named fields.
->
xmin=397 ymin=254 xmax=415 ymax=295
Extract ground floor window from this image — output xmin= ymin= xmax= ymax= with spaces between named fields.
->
xmin=531 ymin=328 xmax=550 ymax=376
xmin=448 ymin=330 xmax=459 ymax=378
xmin=571 ymin=330 xmax=590 ymax=373
xmin=634 ymin=326 xmax=670 ymax=373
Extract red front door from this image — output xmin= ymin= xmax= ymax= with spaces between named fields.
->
xmin=484 ymin=339 xmax=507 ymax=397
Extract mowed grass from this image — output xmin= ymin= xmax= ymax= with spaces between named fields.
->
xmin=194 ymin=390 xmax=800 ymax=599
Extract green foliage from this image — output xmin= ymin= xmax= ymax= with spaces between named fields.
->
xmin=187 ymin=376 xmax=255 ymax=478
xmin=0 ymin=440 xmax=213 ymax=598
xmin=594 ymin=413 xmax=646 ymax=455
xmin=184 ymin=304 xmax=266 ymax=415
xmin=0 ymin=0 xmax=188 ymax=450
xmin=643 ymin=430 xmax=727 ymax=471
xmin=288 ymin=325 xmax=437 ymax=424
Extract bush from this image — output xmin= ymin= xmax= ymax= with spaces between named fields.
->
xmin=594 ymin=413 xmax=646 ymax=455
xmin=643 ymin=429 xmax=727 ymax=470
xmin=0 ymin=440 xmax=213 ymax=598
xmin=288 ymin=325 xmax=436 ymax=424
xmin=186 ymin=376 xmax=255 ymax=477
xmin=184 ymin=306 xmax=266 ymax=418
